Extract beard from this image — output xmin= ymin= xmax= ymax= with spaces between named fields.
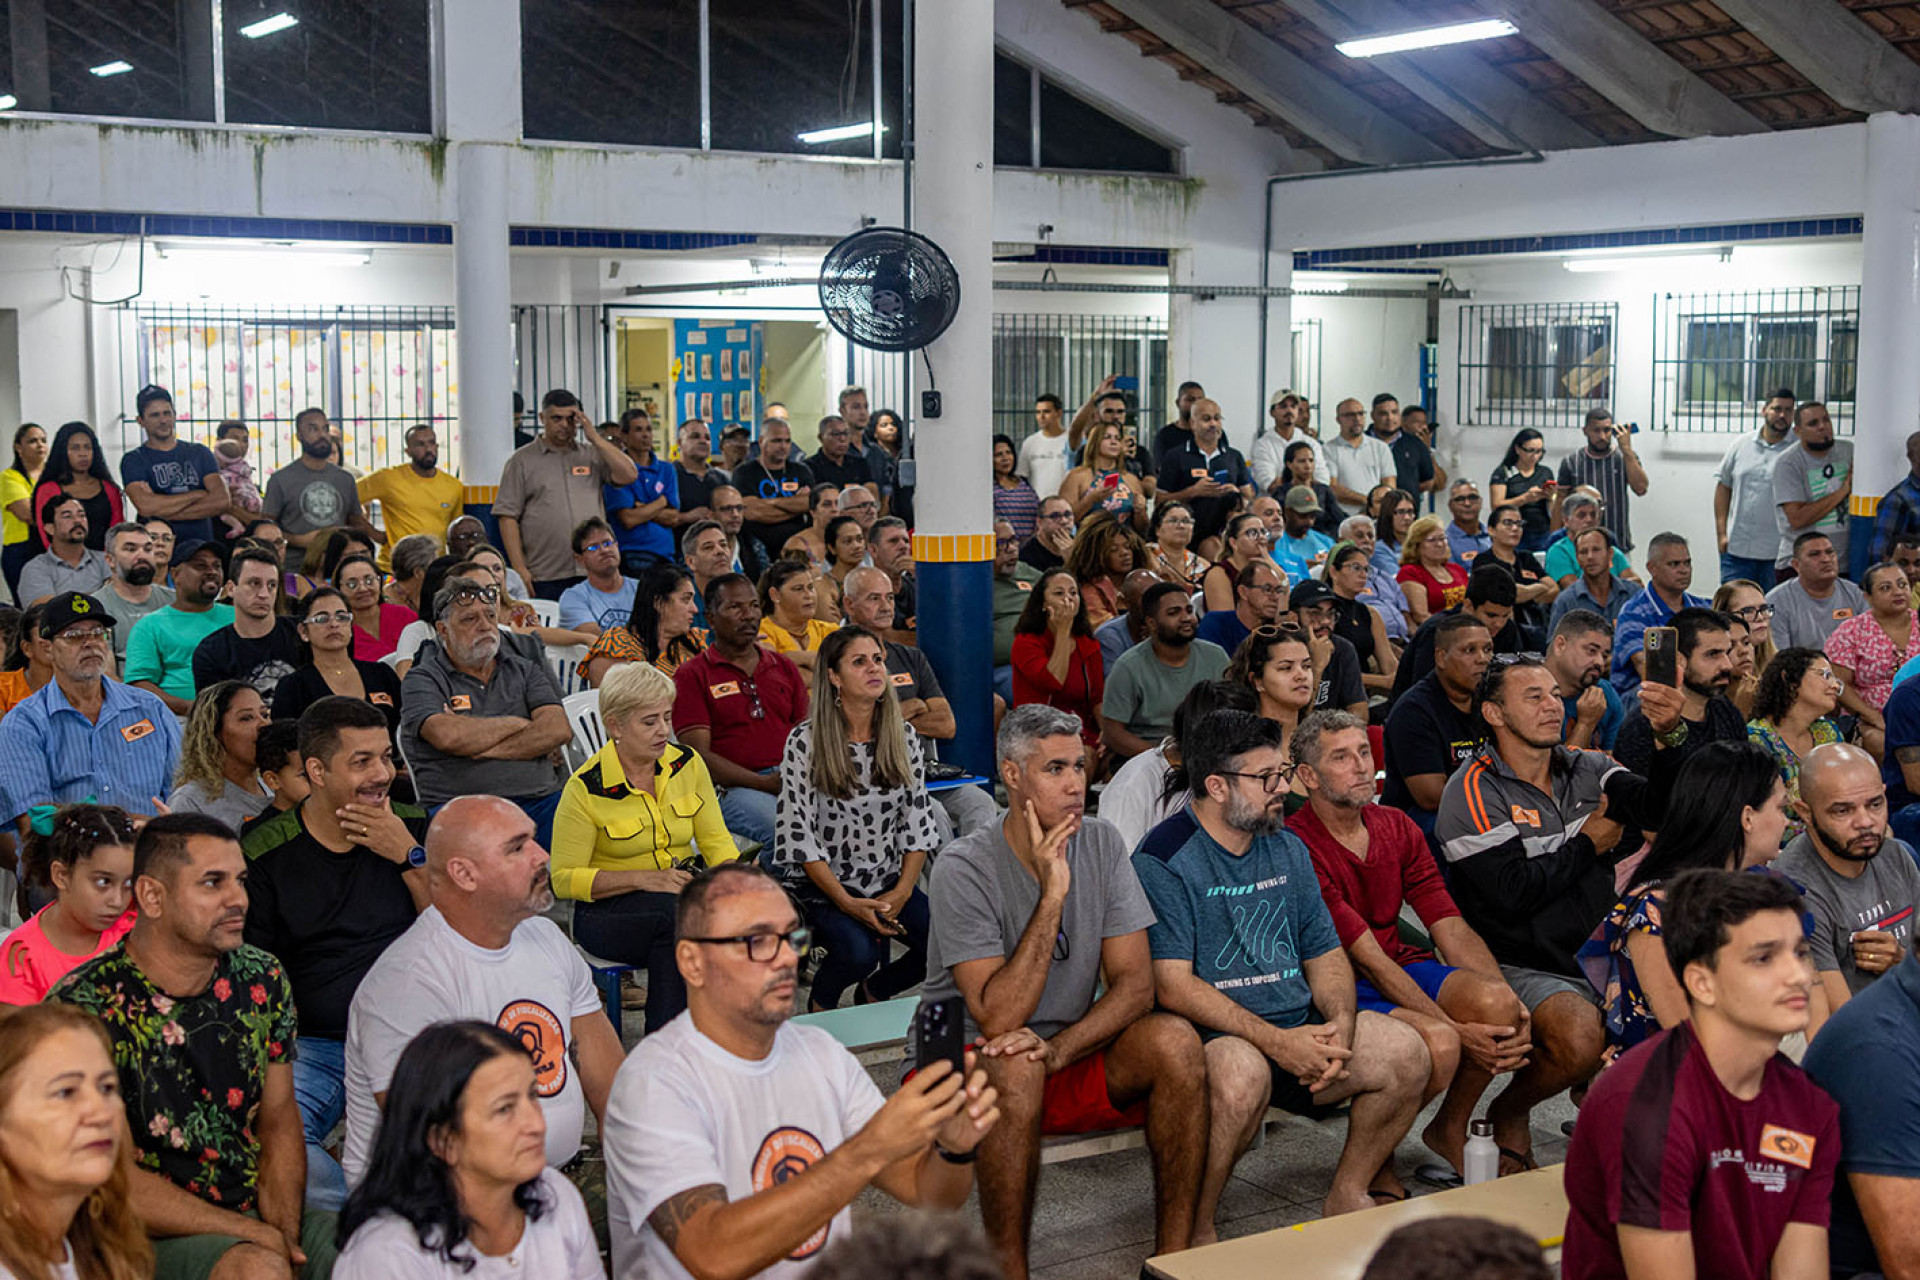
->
xmin=302 ymin=437 xmax=333 ymax=460
xmin=1803 ymin=438 xmax=1835 ymax=454
xmin=1156 ymin=627 xmax=1194 ymax=649
xmin=1811 ymin=813 xmax=1885 ymax=863
xmin=412 ymin=451 xmax=438 ymax=472
xmin=121 ymin=563 xmax=155 ymax=587
xmin=1684 ymin=671 xmax=1730 ymax=699
xmin=1225 ymin=788 xmax=1286 ymax=837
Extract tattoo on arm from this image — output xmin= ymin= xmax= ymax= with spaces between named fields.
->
xmin=648 ymin=1183 xmax=730 ymax=1248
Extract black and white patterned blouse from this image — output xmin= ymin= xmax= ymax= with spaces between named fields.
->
xmin=773 ymin=719 xmax=942 ymax=896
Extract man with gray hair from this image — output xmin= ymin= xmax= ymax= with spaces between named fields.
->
xmin=837 ymin=478 xmax=881 ymax=535
xmin=920 ymin=703 xmax=1208 ymax=1279
xmin=1337 ymin=513 xmax=1411 ymax=642
xmin=808 ymin=413 xmax=879 ymax=501
xmin=1609 ymin=531 xmax=1706 ymax=699
xmin=398 ymin=575 xmax=572 ymax=844
xmin=1542 ymin=489 xmax=1637 ymax=588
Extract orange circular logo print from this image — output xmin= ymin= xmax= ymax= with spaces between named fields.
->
xmin=752 ymin=1127 xmax=830 ymax=1259
xmin=497 ymin=1000 xmax=568 ymax=1097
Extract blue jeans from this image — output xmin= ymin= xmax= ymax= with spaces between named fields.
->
xmin=993 ymin=665 xmax=1013 ymax=705
xmin=293 ymin=1036 xmax=348 ymax=1211
xmin=719 ymin=783 xmax=778 ymax=850
xmin=514 ymin=790 xmax=563 ymax=851
xmin=1893 ymin=803 xmax=1920 ymax=858
xmin=807 ymin=885 xmax=931 ymax=1009
xmin=1719 ymin=553 xmax=1776 ymax=590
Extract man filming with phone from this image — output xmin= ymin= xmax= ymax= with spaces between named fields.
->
xmin=1611 ymin=608 xmax=1747 ymax=779
xmin=604 ymin=861 xmax=1000 ymax=1280
xmin=495 ymin=387 xmax=640 ymax=600
xmin=1555 ymin=409 xmax=1648 ymax=555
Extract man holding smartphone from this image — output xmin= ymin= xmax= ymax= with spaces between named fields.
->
xmin=1555 ymin=410 xmax=1648 ymax=554
xmin=495 ymin=388 xmax=640 ymax=600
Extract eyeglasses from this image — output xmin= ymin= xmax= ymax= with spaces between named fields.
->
xmin=1247 ymin=582 xmax=1286 ymax=596
xmin=1729 ymin=603 xmax=1774 ymax=621
xmin=304 ymin=610 xmax=353 ymax=627
xmin=52 ymin=626 xmax=110 ymax=644
xmin=581 ymin=539 xmax=617 ymax=555
xmin=339 ymin=576 xmax=379 ymax=592
xmin=1053 ymin=930 xmax=1070 ymax=962
xmin=1040 ymin=511 xmax=1073 ymax=521
xmin=740 ymin=676 xmax=766 ymax=720
xmin=683 ymin=927 xmax=811 ymax=963
xmin=449 ymin=585 xmax=500 ymax=606
xmin=1218 ymin=766 xmax=1297 ymax=794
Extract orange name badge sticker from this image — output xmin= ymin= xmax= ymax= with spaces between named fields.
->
xmin=781 ymin=480 xmax=798 ymax=494
xmin=448 ymin=695 xmax=473 ymax=711
xmin=1833 ymin=609 xmax=1854 ymax=620
xmin=571 ymin=465 xmax=592 ymax=477
xmin=369 ymin=692 xmax=393 ymax=706
xmin=890 ymin=672 xmax=913 ymax=686
xmin=1510 ymin=804 xmax=1542 ymax=827
xmin=1758 ymin=1123 xmax=1817 ymax=1170
xmin=1190 ymin=468 xmax=1207 ymax=478
xmin=1015 ymin=580 xmax=1033 ymax=591
xmin=120 ymin=719 xmax=156 ymax=743
xmin=711 ymin=681 xmax=741 ymax=698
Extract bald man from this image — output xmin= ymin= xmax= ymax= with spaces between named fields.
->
xmin=1321 ymin=398 xmax=1398 ymax=518
xmin=341 ymin=796 xmax=626 ymax=1222
xmin=1778 ymin=744 xmax=1920 ymax=1025
xmin=1155 ymin=398 xmax=1253 ymax=548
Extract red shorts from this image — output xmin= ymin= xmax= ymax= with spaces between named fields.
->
xmin=1041 ymin=1050 xmax=1147 ymax=1136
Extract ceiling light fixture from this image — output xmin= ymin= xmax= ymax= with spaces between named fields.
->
xmin=89 ymin=61 xmax=134 ymax=77
xmin=796 ymin=121 xmax=886 ymax=145
xmin=1563 ymin=252 xmax=1727 ymax=273
xmin=0 ymin=95 xmax=16 ymax=111
xmin=1336 ymin=18 xmax=1517 ymax=58
xmin=240 ymin=12 xmax=300 ymax=38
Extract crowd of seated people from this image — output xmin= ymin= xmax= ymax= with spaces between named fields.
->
xmin=7 ymin=380 xmax=1920 ymax=1280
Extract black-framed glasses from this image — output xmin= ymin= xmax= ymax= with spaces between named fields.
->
xmin=449 ymin=585 xmax=500 ymax=607
xmin=1730 ymin=603 xmax=1775 ymax=621
xmin=1218 ymin=766 xmax=1297 ymax=794
xmin=683 ymin=927 xmax=811 ymax=962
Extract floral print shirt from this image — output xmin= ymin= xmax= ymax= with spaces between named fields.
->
xmin=50 ymin=942 xmax=296 ymax=1211
xmin=1824 ymin=610 xmax=1920 ymax=712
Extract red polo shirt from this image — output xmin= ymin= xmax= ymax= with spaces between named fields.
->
xmin=671 ymin=644 xmax=808 ymax=772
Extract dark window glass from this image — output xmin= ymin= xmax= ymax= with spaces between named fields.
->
xmin=23 ymin=0 xmax=208 ymax=120
xmin=521 ymin=0 xmax=702 ymax=148
xmin=224 ymin=0 xmax=431 ymax=132
xmin=709 ymin=0 xmax=900 ymax=158
xmin=993 ymin=53 xmax=1030 ymax=167
xmin=1038 ymin=80 xmax=1175 ymax=174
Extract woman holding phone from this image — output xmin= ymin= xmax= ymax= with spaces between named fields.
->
xmin=1060 ymin=421 xmax=1148 ymax=535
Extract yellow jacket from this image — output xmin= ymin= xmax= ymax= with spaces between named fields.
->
xmin=550 ymin=740 xmax=741 ymax=900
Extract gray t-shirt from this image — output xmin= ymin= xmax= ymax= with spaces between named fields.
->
xmin=398 ymin=641 xmax=565 ymax=804
xmin=1777 ymin=831 xmax=1920 ymax=996
xmin=1102 ymin=639 xmax=1230 ymax=741
xmin=264 ymin=462 xmax=362 ymax=537
xmin=166 ymin=778 xmax=271 ymax=836
xmin=1772 ymin=440 xmax=1854 ymax=565
xmin=919 ymin=816 xmax=1156 ymax=1041
xmin=103 ymin=583 xmax=174 ymax=660
xmin=1766 ymin=576 xmax=1866 ymax=652
xmin=17 ymin=548 xmax=110 ymax=605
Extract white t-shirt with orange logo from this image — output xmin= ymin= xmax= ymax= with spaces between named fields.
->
xmin=340 ymin=906 xmax=601 ymax=1186
xmin=604 ymin=1013 xmax=885 ymax=1280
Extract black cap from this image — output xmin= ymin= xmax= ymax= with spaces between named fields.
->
xmin=171 ymin=537 xmax=228 ymax=569
xmin=1289 ymin=579 xmax=1337 ymax=611
xmin=40 ymin=592 xmax=117 ymax=638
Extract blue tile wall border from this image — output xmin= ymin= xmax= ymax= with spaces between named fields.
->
xmin=1292 ymin=218 xmax=1864 ymax=270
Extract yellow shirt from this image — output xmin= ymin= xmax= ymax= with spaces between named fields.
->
xmin=0 ymin=468 xmax=31 ymax=546
xmin=757 ymin=616 xmax=835 ymax=654
xmin=357 ymin=465 xmax=466 ymax=567
xmin=550 ymin=740 xmax=741 ymax=899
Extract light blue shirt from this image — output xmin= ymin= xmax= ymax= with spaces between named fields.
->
xmin=0 ymin=675 xmax=182 ymax=822
xmin=1360 ymin=564 xmax=1412 ymax=642
xmin=1611 ymin=585 xmax=1707 ymax=698
xmin=1446 ymin=521 xmax=1491 ymax=568
xmin=558 ymin=575 xmax=638 ymax=631
xmin=1272 ymin=529 xmax=1334 ymax=585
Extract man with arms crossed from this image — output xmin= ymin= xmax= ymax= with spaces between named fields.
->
xmin=921 ymin=704 xmax=1208 ymax=1280
xmin=603 ymin=862 xmax=999 ymax=1280
xmin=1136 ymin=709 xmax=1431 ymax=1223
xmin=1563 ymin=870 xmax=1836 ymax=1280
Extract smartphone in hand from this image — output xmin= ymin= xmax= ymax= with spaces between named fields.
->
xmin=1644 ymin=626 xmax=1679 ymax=687
xmin=915 ymin=995 xmax=967 ymax=1078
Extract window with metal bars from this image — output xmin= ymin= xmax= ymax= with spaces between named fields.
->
xmin=991 ymin=314 xmax=1168 ymax=446
xmin=1291 ymin=320 xmax=1323 ymax=420
xmin=1653 ymin=286 xmax=1857 ymax=433
xmin=1455 ymin=302 xmax=1617 ymax=428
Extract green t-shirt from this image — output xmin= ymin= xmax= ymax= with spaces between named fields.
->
xmin=123 ymin=603 xmax=235 ymax=701
xmin=992 ymin=564 xmax=1042 ymax=666
xmin=1102 ymin=639 xmax=1230 ymax=741
xmin=1544 ymin=534 xmax=1631 ymax=583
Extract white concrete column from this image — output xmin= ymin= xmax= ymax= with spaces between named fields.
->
xmin=1857 ymin=113 xmax=1920 ymax=539
xmin=454 ymin=142 xmax=515 ymax=487
xmin=911 ymin=0 xmax=996 ymax=772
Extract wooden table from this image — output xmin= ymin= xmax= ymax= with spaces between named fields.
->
xmin=1145 ymin=1167 xmax=1568 ymax=1280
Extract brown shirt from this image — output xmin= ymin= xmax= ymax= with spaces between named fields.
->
xmin=493 ymin=436 xmax=617 ymax=582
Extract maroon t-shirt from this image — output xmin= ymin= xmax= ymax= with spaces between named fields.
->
xmin=1290 ymin=802 xmax=1460 ymax=966
xmin=1563 ymin=1022 xmax=1840 ymax=1280
xmin=671 ymin=645 xmax=808 ymax=773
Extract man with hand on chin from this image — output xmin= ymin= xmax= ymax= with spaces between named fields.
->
xmin=604 ymin=861 xmax=999 ymax=1280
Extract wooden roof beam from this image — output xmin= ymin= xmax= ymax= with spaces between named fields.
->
xmin=1715 ymin=0 xmax=1920 ymax=113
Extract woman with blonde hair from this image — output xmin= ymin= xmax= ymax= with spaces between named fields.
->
xmin=1396 ymin=515 xmax=1470 ymax=624
xmin=166 ymin=680 xmax=271 ymax=834
xmin=1060 ymin=420 xmax=1148 ymax=534
xmin=0 ymin=1002 xmax=151 ymax=1280
xmin=1063 ymin=509 xmax=1149 ymax=629
xmin=774 ymin=626 xmax=941 ymax=1010
xmin=550 ymin=661 xmax=738 ymax=1033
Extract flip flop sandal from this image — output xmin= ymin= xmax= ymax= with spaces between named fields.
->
xmin=1414 ymin=1162 xmax=1463 ymax=1188
xmin=1498 ymin=1146 xmax=1539 ymax=1175
xmin=1369 ymin=1188 xmax=1411 ymax=1205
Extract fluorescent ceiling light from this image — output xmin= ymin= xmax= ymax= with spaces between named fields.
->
xmin=240 ymin=12 xmax=300 ymax=38
xmin=0 ymin=95 xmax=16 ymax=111
xmin=156 ymin=246 xmax=370 ymax=268
xmin=89 ymin=61 xmax=134 ymax=77
xmin=1293 ymin=279 xmax=1349 ymax=293
xmin=1336 ymin=18 xmax=1517 ymax=58
xmin=1564 ymin=253 xmax=1725 ymax=273
xmin=796 ymin=121 xmax=886 ymax=145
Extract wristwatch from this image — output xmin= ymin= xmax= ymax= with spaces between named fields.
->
xmin=406 ymin=844 xmax=427 ymax=869
xmin=1653 ymin=721 xmax=1690 ymax=750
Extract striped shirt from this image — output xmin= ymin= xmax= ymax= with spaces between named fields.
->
xmin=0 ymin=675 xmax=181 ymax=822
xmin=1557 ymin=446 xmax=1636 ymax=551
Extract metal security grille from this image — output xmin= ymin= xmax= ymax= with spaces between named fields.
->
xmin=120 ymin=303 xmax=459 ymax=476
xmin=992 ymin=313 xmax=1168 ymax=446
xmin=1456 ymin=301 xmax=1617 ymax=428
xmin=513 ymin=305 xmax=613 ymax=436
xmin=1652 ymin=286 xmax=1858 ymax=434
xmin=847 ymin=347 xmax=911 ymax=426
xmin=1291 ymin=320 xmax=1323 ymax=418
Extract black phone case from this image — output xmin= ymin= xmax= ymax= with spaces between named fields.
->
xmin=915 ymin=995 xmax=967 ymax=1076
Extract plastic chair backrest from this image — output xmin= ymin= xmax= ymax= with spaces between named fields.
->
xmin=529 ymin=598 xmax=561 ymax=628
xmin=563 ymin=688 xmax=606 ymax=768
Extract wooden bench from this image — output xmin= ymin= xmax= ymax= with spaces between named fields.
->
xmin=1144 ymin=1165 xmax=1568 ymax=1280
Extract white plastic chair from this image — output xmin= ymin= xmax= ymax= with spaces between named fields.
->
xmin=545 ymin=643 xmax=590 ymax=697
xmin=529 ymin=598 xmax=562 ymax=628
xmin=563 ymin=688 xmax=606 ymax=769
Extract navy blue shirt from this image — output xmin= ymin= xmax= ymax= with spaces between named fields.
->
xmin=120 ymin=441 xmax=222 ymax=544
xmin=605 ymin=456 xmax=678 ymax=559
xmin=1886 ymin=677 xmax=1920 ymax=810
xmin=1195 ymin=609 xmax=1251 ymax=657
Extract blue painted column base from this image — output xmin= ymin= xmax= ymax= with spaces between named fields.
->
xmin=916 ymin=560 xmax=995 ymax=779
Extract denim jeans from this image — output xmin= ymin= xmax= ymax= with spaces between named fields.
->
xmin=1719 ymin=553 xmax=1776 ymax=590
xmin=807 ymin=885 xmax=931 ymax=1009
xmin=292 ymin=1036 xmax=348 ymax=1211
xmin=574 ymin=890 xmax=685 ymax=1033
xmin=719 ymin=783 xmax=778 ymax=850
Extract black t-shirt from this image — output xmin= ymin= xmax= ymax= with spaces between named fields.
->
xmin=807 ymin=450 xmax=873 ymax=490
xmin=1314 ymin=634 xmax=1367 ymax=712
xmin=270 ymin=661 xmax=404 ymax=745
xmin=1330 ymin=596 xmax=1377 ymax=669
xmin=191 ymin=617 xmax=303 ymax=700
xmin=885 ymin=641 xmax=944 ymax=708
xmin=1491 ymin=464 xmax=1553 ymax=539
xmin=673 ymin=462 xmax=726 ymax=554
xmin=1377 ymin=430 xmax=1434 ymax=496
xmin=731 ymin=459 xmax=816 ymax=547
xmin=1478 ymin=548 xmax=1553 ymax=630
xmin=238 ymin=803 xmax=429 ymax=1039
xmin=1612 ymin=695 xmax=1748 ymax=780
xmin=1391 ymin=607 xmax=1523 ymax=701
xmin=1156 ymin=443 xmax=1253 ymax=542
xmin=1381 ymin=671 xmax=1482 ymax=813
xmin=1019 ymin=537 xmax=1064 ymax=573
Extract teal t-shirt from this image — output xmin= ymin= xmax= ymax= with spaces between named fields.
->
xmin=1544 ymin=534 xmax=1632 ymax=583
xmin=123 ymin=604 xmax=235 ymax=700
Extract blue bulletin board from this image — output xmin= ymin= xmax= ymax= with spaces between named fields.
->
xmin=674 ymin=319 xmax=763 ymax=437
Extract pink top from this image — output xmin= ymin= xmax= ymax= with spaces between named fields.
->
xmin=351 ymin=602 xmax=419 ymax=663
xmin=0 ymin=905 xmax=135 ymax=1005
xmin=1824 ymin=609 xmax=1920 ymax=711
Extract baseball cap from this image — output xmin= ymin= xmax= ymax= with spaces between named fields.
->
xmin=1283 ymin=485 xmax=1323 ymax=515
xmin=40 ymin=591 xmax=117 ymax=638
xmin=1289 ymin=579 xmax=1336 ymax=611
xmin=171 ymin=538 xmax=229 ymax=569
xmin=1268 ymin=388 xmax=1302 ymax=408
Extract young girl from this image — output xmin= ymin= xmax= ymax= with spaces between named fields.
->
xmin=0 ymin=805 xmax=137 ymax=1005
